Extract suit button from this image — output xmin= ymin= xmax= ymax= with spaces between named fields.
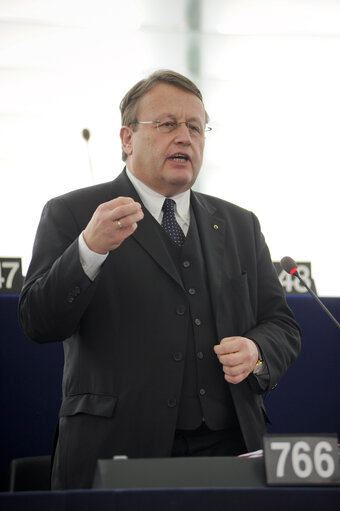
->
xmin=199 ymin=388 xmax=206 ymax=396
xmin=197 ymin=351 xmax=204 ymax=360
xmin=194 ymin=318 xmax=201 ymax=326
xmin=188 ymin=288 xmax=196 ymax=295
xmin=67 ymin=287 xmax=81 ymax=303
xmin=173 ymin=352 xmax=183 ymax=362
xmin=176 ymin=305 xmax=186 ymax=315
xmin=167 ymin=398 xmax=177 ymax=408
xmin=183 ymin=260 xmax=191 ymax=268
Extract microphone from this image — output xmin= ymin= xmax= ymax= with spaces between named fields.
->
xmin=280 ymin=256 xmax=340 ymax=330
xmin=82 ymin=128 xmax=90 ymax=141
xmin=82 ymin=128 xmax=94 ymax=183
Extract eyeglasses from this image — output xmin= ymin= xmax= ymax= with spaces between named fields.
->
xmin=129 ymin=120 xmax=212 ymax=137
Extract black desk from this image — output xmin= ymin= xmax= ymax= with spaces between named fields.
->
xmin=0 ymin=487 xmax=340 ymax=511
xmin=1 ymin=294 xmax=339 ymax=485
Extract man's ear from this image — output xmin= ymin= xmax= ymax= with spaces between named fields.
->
xmin=120 ymin=126 xmax=133 ymax=157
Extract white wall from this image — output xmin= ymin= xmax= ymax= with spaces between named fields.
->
xmin=0 ymin=0 xmax=339 ymax=295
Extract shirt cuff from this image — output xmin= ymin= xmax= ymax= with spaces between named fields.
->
xmin=78 ymin=232 xmax=108 ymax=281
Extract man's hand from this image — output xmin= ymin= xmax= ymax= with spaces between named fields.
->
xmin=214 ymin=336 xmax=259 ymax=384
xmin=83 ymin=197 xmax=144 ymax=254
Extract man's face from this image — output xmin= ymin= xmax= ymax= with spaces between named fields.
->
xmin=121 ymin=83 xmax=206 ymax=196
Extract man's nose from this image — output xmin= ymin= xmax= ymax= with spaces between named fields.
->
xmin=174 ymin=122 xmax=192 ymax=142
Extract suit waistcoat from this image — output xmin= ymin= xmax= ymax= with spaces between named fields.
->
xmin=160 ymin=206 xmax=240 ymax=431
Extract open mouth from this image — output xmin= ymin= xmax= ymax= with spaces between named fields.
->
xmin=169 ymin=153 xmax=190 ymax=163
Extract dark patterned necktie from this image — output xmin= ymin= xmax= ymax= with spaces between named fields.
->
xmin=161 ymin=198 xmax=185 ymax=246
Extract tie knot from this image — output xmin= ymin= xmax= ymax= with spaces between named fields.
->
xmin=162 ymin=198 xmax=175 ymax=213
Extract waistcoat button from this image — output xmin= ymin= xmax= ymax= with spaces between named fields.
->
xmin=176 ymin=305 xmax=186 ymax=315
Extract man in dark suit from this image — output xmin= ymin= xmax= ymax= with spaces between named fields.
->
xmin=18 ymin=70 xmax=301 ymax=489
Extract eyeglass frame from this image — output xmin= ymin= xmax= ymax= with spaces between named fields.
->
xmin=128 ymin=120 xmax=212 ymax=137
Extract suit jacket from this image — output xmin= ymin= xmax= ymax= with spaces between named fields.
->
xmin=18 ymin=169 xmax=301 ymax=489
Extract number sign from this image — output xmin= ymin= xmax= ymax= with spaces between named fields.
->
xmin=273 ymin=261 xmax=317 ymax=294
xmin=0 ymin=258 xmax=24 ymax=294
xmin=264 ymin=434 xmax=340 ymax=486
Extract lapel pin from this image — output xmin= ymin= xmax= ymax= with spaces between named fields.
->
xmin=213 ymin=224 xmax=219 ymax=230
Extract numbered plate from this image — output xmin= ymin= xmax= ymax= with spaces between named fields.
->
xmin=273 ymin=261 xmax=317 ymax=294
xmin=0 ymin=257 xmax=24 ymax=294
xmin=264 ymin=434 xmax=340 ymax=486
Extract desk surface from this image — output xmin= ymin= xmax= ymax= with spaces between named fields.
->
xmin=0 ymin=487 xmax=340 ymax=511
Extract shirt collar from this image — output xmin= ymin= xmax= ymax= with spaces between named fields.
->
xmin=125 ymin=167 xmax=191 ymax=224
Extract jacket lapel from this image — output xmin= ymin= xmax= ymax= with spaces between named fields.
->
xmin=190 ymin=191 xmax=226 ymax=316
xmin=113 ymin=170 xmax=184 ymax=288
xmin=132 ymin=210 xmax=184 ymax=289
